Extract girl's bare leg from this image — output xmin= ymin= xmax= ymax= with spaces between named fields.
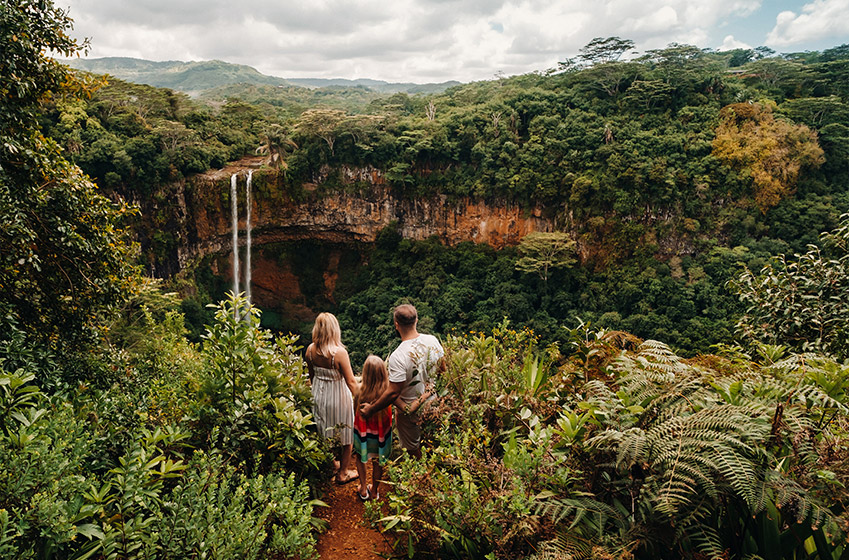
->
xmin=371 ymin=461 xmax=383 ymax=499
xmin=355 ymin=455 xmax=368 ymax=498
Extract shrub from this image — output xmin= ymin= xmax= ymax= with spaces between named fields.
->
xmin=156 ymin=450 xmax=319 ymax=560
xmin=191 ymin=294 xmax=330 ymax=478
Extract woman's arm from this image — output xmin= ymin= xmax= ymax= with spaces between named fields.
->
xmin=305 ymin=344 xmax=315 ymax=382
xmin=336 ymin=347 xmax=359 ymax=397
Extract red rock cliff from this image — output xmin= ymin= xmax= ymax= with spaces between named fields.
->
xmin=171 ymin=158 xmax=554 ymax=273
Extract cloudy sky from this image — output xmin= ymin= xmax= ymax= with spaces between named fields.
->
xmin=64 ymin=0 xmax=849 ymax=83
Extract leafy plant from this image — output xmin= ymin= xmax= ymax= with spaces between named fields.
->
xmin=733 ymin=214 xmax=849 ymax=360
xmin=155 ymin=450 xmax=320 ymax=560
xmin=193 ymin=293 xmax=330 ymax=477
xmin=535 ymin=341 xmax=849 ymax=559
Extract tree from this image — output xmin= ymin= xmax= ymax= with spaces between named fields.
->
xmin=557 ymin=38 xmax=640 ymax=95
xmin=731 ymin=215 xmax=849 ymax=359
xmin=294 ymin=108 xmax=347 ymax=155
xmin=748 ymin=58 xmax=805 ymax=88
xmin=0 ymin=0 xmax=136 ymax=354
xmin=639 ymin=43 xmax=725 ymax=100
xmin=576 ymin=37 xmax=636 ymax=66
xmin=712 ymin=101 xmax=824 ymax=212
xmin=256 ymin=124 xmax=298 ymax=170
xmin=425 ymin=100 xmax=436 ymax=121
xmin=721 ymin=48 xmax=757 ymax=67
xmin=819 ymin=122 xmax=849 ymax=178
xmin=820 ymin=43 xmax=849 ymax=62
xmin=780 ymin=95 xmax=849 ymax=127
xmin=624 ymin=79 xmax=675 ymax=109
xmin=573 ymin=60 xmax=644 ymax=97
xmin=515 ymin=231 xmax=577 ymax=283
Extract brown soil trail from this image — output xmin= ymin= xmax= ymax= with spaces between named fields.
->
xmin=314 ymin=465 xmax=392 ymax=560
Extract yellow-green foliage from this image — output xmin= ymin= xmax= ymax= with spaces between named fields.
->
xmin=712 ymin=101 xmax=824 ymax=212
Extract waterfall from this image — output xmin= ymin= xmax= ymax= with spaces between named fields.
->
xmin=230 ymin=173 xmax=240 ymax=300
xmin=245 ymin=170 xmax=253 ymax=307
xmin=229 ymin=171 xmax=253 ymax=318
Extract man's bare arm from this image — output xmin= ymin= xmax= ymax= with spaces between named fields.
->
xmin=360 ymin=380 xmax=403 ymax=418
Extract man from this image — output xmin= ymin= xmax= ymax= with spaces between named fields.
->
xmin=359 ymin=304 xmax=445 ymax=458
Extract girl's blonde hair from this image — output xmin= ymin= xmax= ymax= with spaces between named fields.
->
xmin=311 ymin=312 xmax=343 ymax=358
xmin=355 ymin=355 xmax=388 ymax=411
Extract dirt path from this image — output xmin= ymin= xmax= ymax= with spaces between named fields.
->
xmin=314 ymin=464 xmax=393 ymax=559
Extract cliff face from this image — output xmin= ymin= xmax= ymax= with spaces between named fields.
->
xmin=143 ymin=158 xmax=554 ymax=320
xmin=167 ymin=158 xmax=553 ymax=273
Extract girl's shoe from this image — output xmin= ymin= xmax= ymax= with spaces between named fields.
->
xmin=358 ymin=486 xmax=370 ymax=501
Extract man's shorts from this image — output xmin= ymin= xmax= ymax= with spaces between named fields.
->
xmin=394 ymin=405 xmax=421 ymax=452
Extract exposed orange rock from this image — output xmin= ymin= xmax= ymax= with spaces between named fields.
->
xmin=177 ymin=161 xmax=554 ymax=271
xmin=154 ymin=159 xmax=558 ymax=320
xmin=323 ymin=250 xmax=342 ymax=305
xmin=249 ymin=252 xmax=302 ymax=303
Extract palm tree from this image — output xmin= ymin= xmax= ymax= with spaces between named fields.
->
xmin=256 ymin=124 xmax=298 ymax=170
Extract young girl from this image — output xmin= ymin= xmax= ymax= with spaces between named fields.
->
xmin=353 ymin=355 xmax=393 ymax=500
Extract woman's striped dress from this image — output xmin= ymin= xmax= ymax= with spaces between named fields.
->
xmin=311 ymin=363 xmax=354 ymax=446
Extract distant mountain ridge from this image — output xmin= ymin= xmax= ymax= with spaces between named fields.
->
xmin=65 ymin=57 xmax=461 ymax=96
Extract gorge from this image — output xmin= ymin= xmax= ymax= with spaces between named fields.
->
xmin=150 ymin=157 xmax=555 ymax=321
xmin=47 ymin=40 xmax=849 ymax=356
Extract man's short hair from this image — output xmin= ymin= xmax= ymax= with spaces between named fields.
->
xmin=393 ymin=304 xmax=418 ymax=327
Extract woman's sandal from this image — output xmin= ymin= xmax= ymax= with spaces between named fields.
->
xmin=334 ymin=471 xmax=358 ymax=485
xmin=367 ymin=484 xmax=380 ymax=501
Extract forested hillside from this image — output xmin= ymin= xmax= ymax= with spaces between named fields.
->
xmin=65 ymin=56 xmax=461 ymax=96
xmin=44 ymin=39 xmax=849 ymax=358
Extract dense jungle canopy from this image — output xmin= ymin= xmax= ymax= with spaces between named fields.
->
xmin=37 ymin=27 xmax=849 ymax=359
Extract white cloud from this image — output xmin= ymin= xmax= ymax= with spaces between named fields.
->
xmin=766 ymin=0 xmax=849 ymax=47
xmin=62 ymin=0 xmax=825 ymax=83
xmin=625 ymin=6 xmax=680 ymax=34
xmin=719 ymin=34 xmax=753 ymax=50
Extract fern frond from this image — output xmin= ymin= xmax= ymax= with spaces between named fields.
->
xmin=528 ymin=530 xmax=593 ymax=560
xmin=665 ymin=459 xmax=719 ymax=501
xmin=654 ymin=475 xmax=698 ymax=518
xmin=583 ymin=379 xmax=617 ymax=402
xmin=535 ymin=494 xmax=619 ymax=528
xmin=685 ymin=523 xmax=725 ymax=560
xmin=711 ymin=444 xmax=765 ymax=509
xmin=588 ymin=341 xmax=846 ymax=555
xmin=613 ymin=427 xmax=647 ymax=470
xmin=770 ymin=473 xmax=831 ymax=527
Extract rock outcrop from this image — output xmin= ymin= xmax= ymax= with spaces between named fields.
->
xmin=168 ymin=158 xmax=554 ymax=274
xmin=142 ymin=158 xmax=556 ymax=319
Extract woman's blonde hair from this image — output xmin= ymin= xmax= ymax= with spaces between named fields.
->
xmin=311 ymin=312 xmax=343 ymax=358
xmin=355 ymin=355 xmax=388 ymax=411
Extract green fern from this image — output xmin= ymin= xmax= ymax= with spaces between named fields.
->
xmin=535 ymin=340 xmax=847 ymax=559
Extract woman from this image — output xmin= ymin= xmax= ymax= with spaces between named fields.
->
xmin=305 ymin=312 xmax=358 ymax=484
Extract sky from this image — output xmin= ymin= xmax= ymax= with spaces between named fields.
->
xmin=63 ymin=0 xmax=849 ymax=84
